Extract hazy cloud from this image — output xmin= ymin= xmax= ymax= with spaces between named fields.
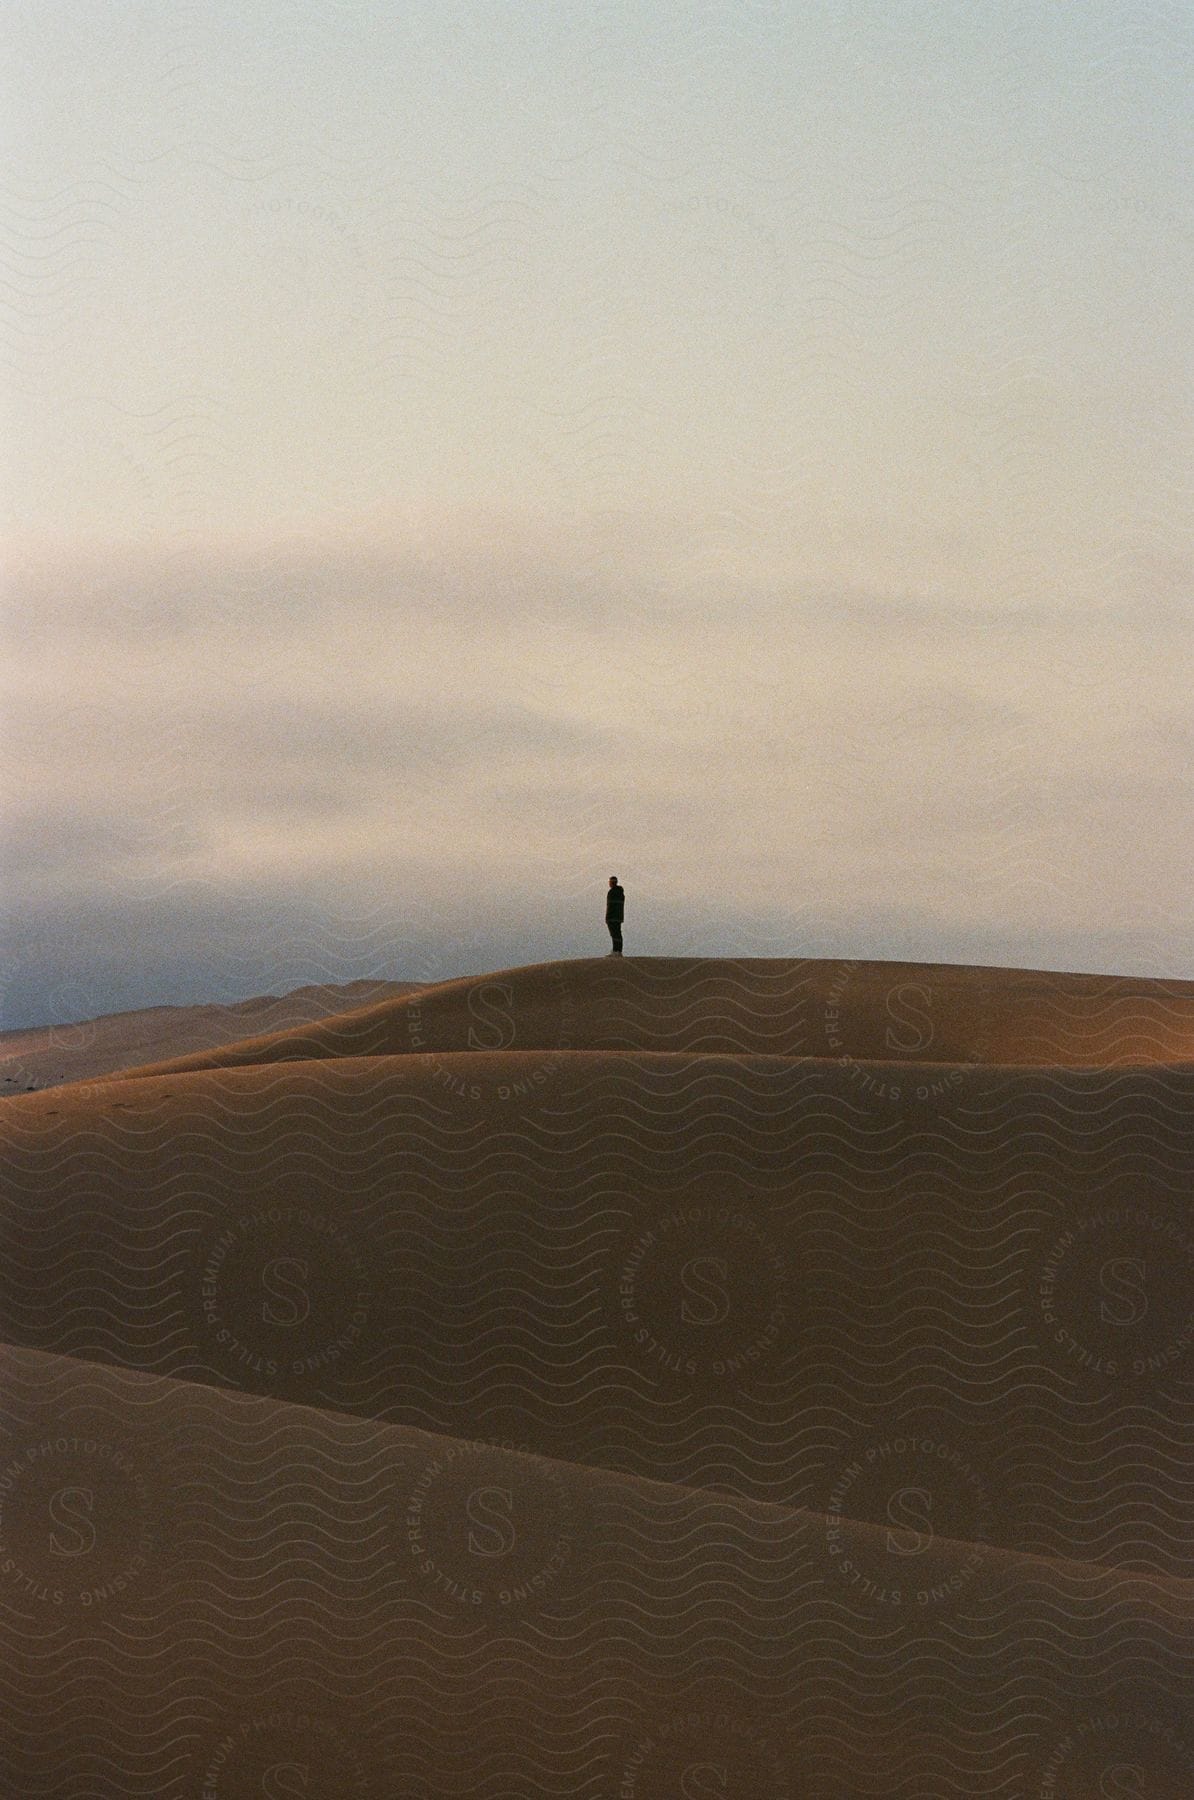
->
xmin=3 ymin=520 xmax=1189 ymax=1027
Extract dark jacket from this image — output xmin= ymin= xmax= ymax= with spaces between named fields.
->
xmin=605 ymin=883 xmax=625 ymax=921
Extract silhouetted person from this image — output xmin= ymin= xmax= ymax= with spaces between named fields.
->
xmin=606 ymin=875 xmax=624 ymax=954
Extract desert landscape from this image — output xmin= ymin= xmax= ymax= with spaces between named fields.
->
xmin=9 ymin=2 xmax=1191 ymax=1790
xmin=2 ymin=954 xmax=1192 ymax=1795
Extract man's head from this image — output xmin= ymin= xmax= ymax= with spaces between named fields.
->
xmin=609 ymin=875 xmax=618 ymax=886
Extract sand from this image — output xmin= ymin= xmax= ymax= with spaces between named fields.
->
xmin=2 ymin=956 xmax=1192 ymax=1794
xmin=0 ymin=977 xmax=420 ymax=1092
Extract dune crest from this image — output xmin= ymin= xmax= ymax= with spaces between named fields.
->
xmin=113 ymin=954 xmax=1194 ymax=1082
xmin=0 ymin=976 xmax=421 ymax=1091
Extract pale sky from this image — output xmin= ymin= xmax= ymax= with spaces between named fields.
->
xmin=2 ymin=1 xmax=1191 ymax=1027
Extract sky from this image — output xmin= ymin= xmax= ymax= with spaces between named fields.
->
xmin=2 ymin=0 xmax=1191 ymax=1028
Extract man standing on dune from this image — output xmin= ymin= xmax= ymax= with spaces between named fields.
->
xmin=605 ymin=875 xmax=625 ymax=955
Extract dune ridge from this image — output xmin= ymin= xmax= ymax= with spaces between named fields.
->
xmin=111 ymin=955 xmax=1194 ymax=1082
xmin=0 ymin=976 xmax=421 ymax=1092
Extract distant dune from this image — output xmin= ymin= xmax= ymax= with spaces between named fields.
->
xmin=0 ymin=977 xmax=420 ymax=1092
xmin=2 ymin=957 xmax=1192 ymax=1794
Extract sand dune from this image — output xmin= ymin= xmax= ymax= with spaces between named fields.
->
xmin=2 ymin=1342 xmax=1190 ymax=1796
xmin=3 ymin=957 xmax=1193 ymax=1794
xmin=112 ymin=954 xmax=1194 ymax=1081
xmin=0 ymin=977 xmax=420 ymax=1093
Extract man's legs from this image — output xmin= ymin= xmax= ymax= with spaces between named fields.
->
xmin=607 ymin=919 xmax=623 ymax=954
